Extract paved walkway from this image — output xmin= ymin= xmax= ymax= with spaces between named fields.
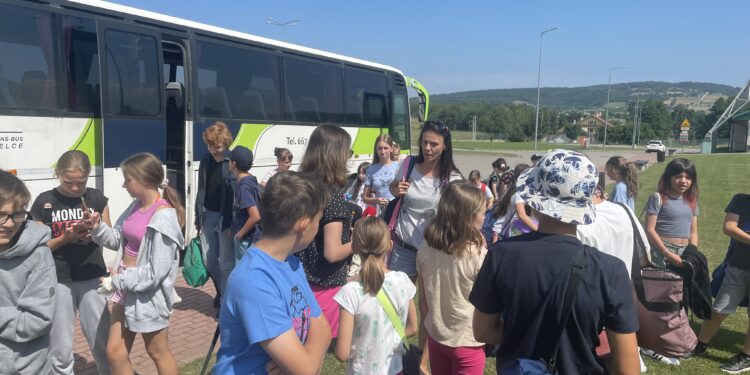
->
xmin=73 ymin=277 xmax=218 ymax=375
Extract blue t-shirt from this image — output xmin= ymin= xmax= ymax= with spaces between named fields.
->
xmin=364 ymin=162 xmax=399 ymax=201
xmin=214 ymin=246 xmax=322 ymax=374
xmin=231 ymin=175 xmax=262 ymax=243
xmin=610 ymin=181 xmax=634 ymax=211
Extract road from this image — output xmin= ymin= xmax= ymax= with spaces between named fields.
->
xmin=452 ymin=147 xmax=660 ymax=185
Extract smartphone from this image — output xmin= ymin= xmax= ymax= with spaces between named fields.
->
xmin=80 ymin=196 xmax=89 ymax=214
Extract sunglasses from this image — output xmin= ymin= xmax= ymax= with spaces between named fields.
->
xmin=422 ymin=120 xmax=450 ymax=133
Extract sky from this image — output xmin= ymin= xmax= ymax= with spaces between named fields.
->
xmin=112 ymin=0 xmax=750 ymax=94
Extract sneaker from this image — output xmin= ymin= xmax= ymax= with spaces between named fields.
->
xmin=684 ymin=341 xmax=708 ymax=359
xmin=721 ymin=352 xmax=750 ymax=374
xmin=640 ymin=348 xmax=680 ymax=366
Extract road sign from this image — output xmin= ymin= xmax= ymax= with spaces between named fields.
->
xmin=680 ymin=131 xmax=689 ymax=143
xmin=680 ymin=118 xmax=691 ymax=130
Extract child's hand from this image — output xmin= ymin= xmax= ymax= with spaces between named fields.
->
xmin=265 ymin=361 xmax=283 ymax=375
xmin=84 ymin=212 xmax=101 ymax=228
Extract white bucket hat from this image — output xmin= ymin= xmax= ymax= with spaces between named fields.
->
xmin=515 ymin=149 xmax=598 ymax=225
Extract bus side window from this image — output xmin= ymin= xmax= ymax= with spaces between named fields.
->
xmin=0 ymin=4 xmax=58 ymax=111
xmin=64 ymin=16 xmax=100 ymax=114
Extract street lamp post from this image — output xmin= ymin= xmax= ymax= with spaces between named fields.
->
xmin=533 ymin=27 xmax=558 ymax=151
xmin=266 ymin=17 xmax=300 ymax=40
xmin=603 ymin=65 xmax=628 ymax=147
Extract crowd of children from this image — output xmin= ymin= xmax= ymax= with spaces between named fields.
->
xmin=3 ymin=120 xmax=750 ymax=375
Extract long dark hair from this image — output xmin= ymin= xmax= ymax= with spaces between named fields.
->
xmin=658 ymin=158 xmax=699 ymax=209
xmin=416 ymin=120 xmax=461 ymax=182
xmin=347 ymin=162 xmax=370 ymax=200
xmin=491 ymin=163 xmax=531 ymax=219
xmin=299 ymin=125 xmax=351 ymax=188
xmin=606 ymin=156 xmax=638 ymax=199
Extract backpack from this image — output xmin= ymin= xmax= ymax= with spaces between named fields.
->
xmin=182 ymin=237 xmax=209 ymax=287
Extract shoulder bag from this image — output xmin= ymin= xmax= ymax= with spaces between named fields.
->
xmin=618 ymin=202 xmax=697 ymax=358
xmin=383 ymin=156 xmax=416 ymax=231
xmin=377 ymin=288 xmax=422 ymax=375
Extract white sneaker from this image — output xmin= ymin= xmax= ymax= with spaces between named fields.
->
xmin=640 ymin=353 xmax=648 ymax=373
xmin=641 ymin=348 xmax=680 ymax=366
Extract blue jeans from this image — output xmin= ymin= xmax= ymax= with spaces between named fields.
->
xmin=200 ymin=210 xmax=234 ymax=295
xmin=390 ymin=242 xmax=418 ymax=278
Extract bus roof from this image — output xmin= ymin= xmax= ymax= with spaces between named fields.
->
xmin=66 ymin=0 xmax=405 ymax=76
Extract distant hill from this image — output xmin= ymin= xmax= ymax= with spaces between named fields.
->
xmin=430 ymin=81 xmax=740 ymax=110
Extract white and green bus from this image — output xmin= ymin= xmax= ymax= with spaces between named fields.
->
xmin=0 ymin=0 xmax=429 ymax=240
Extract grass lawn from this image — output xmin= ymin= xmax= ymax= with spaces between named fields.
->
xmin=181 ymin=153 xmax=748 ymax=375
xmin=453 ymin=140 xmax=646 ymax=152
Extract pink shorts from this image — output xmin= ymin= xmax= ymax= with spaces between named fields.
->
xmin=110 ymin=263 xmax=128 ymax=305
xmin=311 ymin=285 xmax=342 ymax=338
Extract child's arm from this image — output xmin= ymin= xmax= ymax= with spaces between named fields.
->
xmin=235 ymin=206 xmax=261 ymax=241
xmin=405 ymin=299 xmax=418 ymax=337
xmin=515 ymin=202 xmax=538 ymax=231
xmin=689 ymin=215 xmax=699 ymax=246
xmin=644 ymin=214 xmax=683 ymax=266
xmin=335 ymin=307 xmax=354 ymax=362
xmin=606 ymin=331 xmax=640 ymax=375
xmin=323 ymin=222 xmax=352 ymax=263
xmin=0 ymin=252 xmax=56 ymax=342
xmin=262 ymin=315 xmax=332 ymax=375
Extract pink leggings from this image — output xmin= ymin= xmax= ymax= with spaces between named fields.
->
xmin=427 ymin=336 xmax=486 ymax=375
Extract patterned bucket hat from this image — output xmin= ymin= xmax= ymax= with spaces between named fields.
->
xmin=515 ymin=149 xmax=598 ymax=225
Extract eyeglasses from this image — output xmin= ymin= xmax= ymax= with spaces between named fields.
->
xmin=0 ymin=211 xmax=28 ymax=225
xmin=422 ymin=120 xmax=450 ymax=133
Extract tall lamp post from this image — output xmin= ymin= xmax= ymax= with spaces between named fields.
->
xmin=602 ymin=65 xmax=629 ymax=147
xmin=266 ymin=17 xmax=300 ymax=40
xmin=533 ymin=27 xmax=558 ymax=151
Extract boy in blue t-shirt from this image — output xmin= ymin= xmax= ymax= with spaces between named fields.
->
xmin=229 ymin=146 xmax=262 ymax=260
xmin=214 ymin=170 xmax=332 ymax=375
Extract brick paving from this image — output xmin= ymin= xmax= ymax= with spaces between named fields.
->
xmin=73 ymin=277 xmax=219 ymax=375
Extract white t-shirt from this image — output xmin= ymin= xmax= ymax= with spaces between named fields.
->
xmin=334 ymin=271 xmax=417 ymax=375
xmin=393 ymin=163 xmax=462 ymax=248
xmin=492 ymin=192 xmax=524 ymax=233
xmin=474 ymin=182 xmax=494 ymax=201
xmin=261 ymin=167 xmax=279 ymax=185
xmin=576 ymin=200 xmax=650 ymax=277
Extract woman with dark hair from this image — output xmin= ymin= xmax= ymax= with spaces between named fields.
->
xmin=645 ymin=157 xmax=699 ymax=268
xmin=389 ymin=120 xmax=462 ymax=374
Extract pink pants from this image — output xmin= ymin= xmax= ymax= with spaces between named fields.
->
xmin=428 ymin=336 xmax=486 ymax=375
xmin=311 ymin=285 xmax=342 ymax=338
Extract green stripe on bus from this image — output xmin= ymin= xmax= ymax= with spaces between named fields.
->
xmin=63 ymin=118 xmax=103 ymax=167
xmin=231 ymin=123 xmax=271 ymax=151
xmin=351 ymin=128 xmax=387 ymax=155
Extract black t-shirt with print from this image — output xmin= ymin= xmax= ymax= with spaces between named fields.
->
xmin=30 ymin=187 xmax=108 ymax=282
xmin=469 ymin=232 xmax=639 ymax=375
xmin=725 ymin=194 xmax=750 ymax=270
xmin=297 ymin=187 xmax=352 ymax=287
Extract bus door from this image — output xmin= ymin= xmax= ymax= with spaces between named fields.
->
xmin=162 ymin=40 xmax=191 ymax=229
xmin=96 ymin=20 xmax=165 ymax=219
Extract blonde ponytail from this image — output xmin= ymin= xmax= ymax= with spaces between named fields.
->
xmin=352 ymin=217 xmax=391 ymax=295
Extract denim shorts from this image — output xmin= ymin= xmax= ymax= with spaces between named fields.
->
xmin=390 ymin=242 xmax=418 ymax=278
xmin=713 ymin=264 xmax=750 ymax=315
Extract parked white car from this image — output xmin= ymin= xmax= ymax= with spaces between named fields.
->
xmin=645 ymin=140 xmax=667 ymax=153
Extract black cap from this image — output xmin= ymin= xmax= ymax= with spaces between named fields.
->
xmin=231 ymin=146 xmax=254 ymax=171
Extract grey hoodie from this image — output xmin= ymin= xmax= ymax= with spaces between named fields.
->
xmin=92 ymin=200 xmax=184 ymax=333
xmin=0 ymin=221 xmax=57 ymax=375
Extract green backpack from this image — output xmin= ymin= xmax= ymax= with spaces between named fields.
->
xmin=182 ymin=237 xmax=209 ymax=287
